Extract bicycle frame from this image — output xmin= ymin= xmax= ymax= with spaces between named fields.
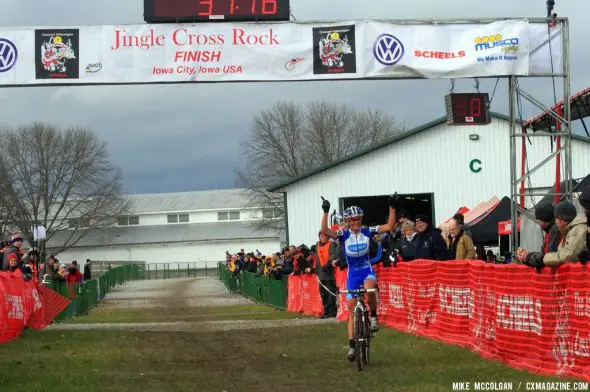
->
xmin=339 ymin=286 xmax=378 ymax=371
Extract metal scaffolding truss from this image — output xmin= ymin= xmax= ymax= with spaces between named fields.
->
xmin=508 ymin=17 xmax=570 ymax=252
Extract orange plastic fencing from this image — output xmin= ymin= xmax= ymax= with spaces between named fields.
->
xmin=0 ymin=271 xmax=70 ymax=343
xmin=288 ymin=260 xmax=590 ymax=382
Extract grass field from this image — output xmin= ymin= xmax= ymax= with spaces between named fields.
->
xmin=0 ymin=278 xmax=582 ymax=392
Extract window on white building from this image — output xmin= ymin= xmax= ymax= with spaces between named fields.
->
xmin=167 ymin=214 xmax=178 ymax=223
xmin=118 ymin=216 xmax=140 ymax=226
xmin=218 ymin=211 xmax=240 ymax=221
xmin=262 ymin=209 xmax=281 ymax=219
xmin=68 ymin=217 xmax=91 ymax=228
xmin=167 ymin=214 xmax=190 ymax=224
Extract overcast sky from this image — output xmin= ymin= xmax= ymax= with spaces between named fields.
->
xmin=0 ymin=0 xmax=588 ymax=194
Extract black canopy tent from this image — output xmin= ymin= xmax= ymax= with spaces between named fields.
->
xmin=464 ymin=197 xmax=512 ymax=245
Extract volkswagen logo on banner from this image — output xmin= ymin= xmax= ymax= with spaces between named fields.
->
xmin=373 ymin=34 xmax=404 ymax=66
xmin=0 ymin=38 xmax=18 ymax=73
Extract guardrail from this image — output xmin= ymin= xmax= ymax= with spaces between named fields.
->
xmin=218 ymin=262 xmax=288 ymax=310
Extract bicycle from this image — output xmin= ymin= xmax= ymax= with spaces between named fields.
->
xmin=339 ymin=286 xmax=378 ymax=371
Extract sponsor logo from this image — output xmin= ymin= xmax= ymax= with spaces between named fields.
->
xmin=373 ymin=34 xmax=404 ymax=65
xmin=284 ymin=57 xmax=304 ymax=71
xmin=0 ymin=38 xmax=18 ymax=72
xmin=348 ymin=243 xmax=368 ymax=253
xmin=312 ymin=25 xmax=357 ymax=75
xmin=414 ymin=50 xmax=466 ymax=60
xmin=35 ymin=29 xmax=80 ymax=79
xmin=85 ymin=62 xmax=102 ymax=73
xmin=475 ymin=34 xmax=519 ymax=53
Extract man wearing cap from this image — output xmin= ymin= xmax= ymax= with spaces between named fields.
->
xmin=414 ymin=214 xmax=451 ymax=261
xmin=518 ymin=201 xmax=587 ymax=269
xmin=534 ymin=203 xmax=561 ymax=254
xmin=453 ymin=213 xmax=473 ymax=240
xmin=2 ymin=233 xmax=23 ymax=272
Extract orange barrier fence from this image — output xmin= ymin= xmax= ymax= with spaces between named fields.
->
xmin=0 ymin=271 xmax=70 ymax=343
xmin=288 ymin=260 xmax=590 ymax=382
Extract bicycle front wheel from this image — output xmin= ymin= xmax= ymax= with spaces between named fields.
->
xmin=354 ymin=307 xmax=365 ymax=371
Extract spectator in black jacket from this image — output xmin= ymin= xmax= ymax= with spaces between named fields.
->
xmin=397 ymin=221 xmax=421 ymax=261
xmin=534 ymin=203 xmax=561 ymax=254
xmin=414 ymin=214 xmax=451 ymax=261
xmin=577 ymin=188 xmax=590 ymax=264
xmin=84 ymin=259 xmax=92 ymax=280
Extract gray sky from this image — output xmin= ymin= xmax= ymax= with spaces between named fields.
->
xmin=0 ymin=0 xmax=588 ymax=194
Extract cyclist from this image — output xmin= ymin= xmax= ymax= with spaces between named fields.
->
xmin=320 ymin=195 xmax=397 ymax=362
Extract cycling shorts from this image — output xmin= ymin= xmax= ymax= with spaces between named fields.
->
xmin=345 ymin=266 xmax=376 ymax=300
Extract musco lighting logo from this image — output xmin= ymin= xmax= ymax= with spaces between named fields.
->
xmin=474 ymin=34 xmax=519 ymax=53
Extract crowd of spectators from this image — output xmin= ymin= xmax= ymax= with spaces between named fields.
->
xmin=1 ymin=234 xmax=93 ymax=288
xmin=225 ymin=188 xmax=590 ymax=318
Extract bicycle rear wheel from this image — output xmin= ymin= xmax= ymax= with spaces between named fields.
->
xmin=354 ymin=307 xmax=365 ymax=371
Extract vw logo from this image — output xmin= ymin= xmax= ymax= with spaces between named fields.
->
xmin=373 ymin=34 xmax=404 ymax=66
xmin=0 ymin=38 xmax=18 ymax=73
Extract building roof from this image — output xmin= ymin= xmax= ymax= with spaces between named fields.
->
xmin=45 ymin=220 xmax=281 ymax=249
xmin=126 ymin=188 xmax=253 ymax=214
xmin=267 ymin=112 xmax=590 ymax=192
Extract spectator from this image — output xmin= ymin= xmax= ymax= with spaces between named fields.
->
xmin=534 ymin=203 xmax=561 ymax=253
xmin=67 ymin=261 xmax=83 ymax=284
xmin=445 ymin=220 xmax=475 ymax=260
xmin=519 ymin=201 xmax=587 ymax=269
xmin=414 ymin=214 xmax=451 ymax=261
xmin=315 ymin=231 xmax=340 ymax=318
xmin=453 ymin=213 xmax=473 ymax=239
xmin=576 ymin=188 xmax=589 ymax=264
xmin=2 ymin=233 xmax=23 ymax=272
xmin=397 ymin=221 xmax=420 ymax=262
xmin=84 ymin=259 xmax=92 ymax=280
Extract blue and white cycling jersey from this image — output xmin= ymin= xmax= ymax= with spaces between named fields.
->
xmin=337 ymin=226 xmax=379 ymax=298
xmin=337 ymin=226 xmax=379 ymax=270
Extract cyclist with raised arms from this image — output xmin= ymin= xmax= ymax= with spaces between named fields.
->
xmin=320 ymin=195 xmax=397 ymax=362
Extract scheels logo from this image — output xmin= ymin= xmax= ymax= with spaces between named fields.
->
xmin=0 ymin=38 xmax=18 ymax=73
xmin=414 ymin=50 xmax=466 ymax=59
xmin=475 ymin=34 xmax=519 ymax=52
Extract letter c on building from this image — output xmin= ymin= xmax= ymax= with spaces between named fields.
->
xmin=470 ymin=159 xmax=482 ymax=173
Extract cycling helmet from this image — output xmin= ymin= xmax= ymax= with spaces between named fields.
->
xmin=343 ymin=206 xmax=364 ymax=219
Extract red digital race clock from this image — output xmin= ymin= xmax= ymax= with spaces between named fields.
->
xmin=445 ymin=93 xmax=491 ymax=125
xmin=144 ymin=0 xmax=291 ymax=23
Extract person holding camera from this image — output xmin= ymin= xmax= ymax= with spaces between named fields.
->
xmin=315 ymin=231 xmax=341 ymax=319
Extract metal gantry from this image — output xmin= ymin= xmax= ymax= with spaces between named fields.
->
xmin=508 ymin=17 xmax=571 ymax=252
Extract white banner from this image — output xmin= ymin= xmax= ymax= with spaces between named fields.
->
xmin=0 ymin=20 xmax=563 ymax=85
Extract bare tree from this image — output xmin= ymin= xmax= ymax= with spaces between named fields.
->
xmin=0 ymin=122 xmax=130 ymax=257
xmin=236 ymin=100 xmax=404 ymax=232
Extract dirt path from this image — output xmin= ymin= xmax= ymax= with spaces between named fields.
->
xmin=50 ymin=277 xmax=337 ymax=331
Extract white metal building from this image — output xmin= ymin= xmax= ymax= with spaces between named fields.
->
xmin=46 ymin=189 xmax=283 ymax=264
xmin=268 ymin=113 xmax=590 ymax=247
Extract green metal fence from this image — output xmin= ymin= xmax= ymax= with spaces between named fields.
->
xmin=44 ymin=264 xmax=142 ymax=322
xmin=218 ymin=262 xmax=288 ymax=310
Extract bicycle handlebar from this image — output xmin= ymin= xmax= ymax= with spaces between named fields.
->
xmin=339 ymin=288 xmax=378 ymax=294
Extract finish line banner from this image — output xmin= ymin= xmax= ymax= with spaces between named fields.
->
xmin=0 ymin=19 xmax=560 ymax=85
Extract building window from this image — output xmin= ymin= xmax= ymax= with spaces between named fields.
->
xmin=167 ymin=214 xmax=178 ymax=223
xmin=262 ymin=209 xmax=281 ymax=219
xmin=118 ymin=216 xmax=140 ymax=226
xmin=68 ymin=218 xmax=91 ymax=228
xmin=168 ymin=214 xmax=190 ymax=224
xmin=218 ymin=211 xmax=239 ymax=221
